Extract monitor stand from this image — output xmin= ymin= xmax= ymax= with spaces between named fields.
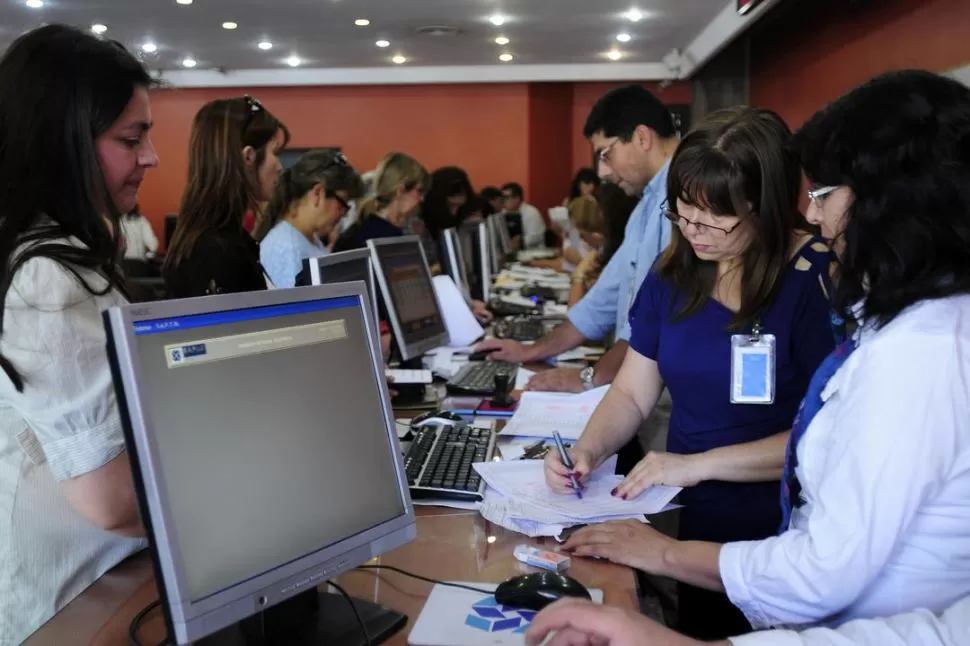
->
xmin=199 ymin=588 xmax=406 ymax=646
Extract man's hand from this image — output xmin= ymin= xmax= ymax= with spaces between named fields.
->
xmin=473 ymin=339 xmax=534 ymax=363
xmin=526 ymin=367 xmax=584 ymax=393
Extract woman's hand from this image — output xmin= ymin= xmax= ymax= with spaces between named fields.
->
xmin=544 ymin=446 xmax=596 ymax=494
xmin=613 ymin=451 xmax=705 ymax=499
xmin=561 ymin=520 xmax=676 ymax=573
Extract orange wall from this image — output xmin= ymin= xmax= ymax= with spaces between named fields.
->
xmin=527 ymin=83 xmax=574 ymax=214
xmin=750 ymin=0 xmax=970 ymax=128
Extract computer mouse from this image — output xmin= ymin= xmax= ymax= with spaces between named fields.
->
xmin=467 ymin=348 xmax=499 ymax=362
xmin=493 ymin=572 xmax=591 ymax=611
xmin=410 ymin=410 xmax=464 ymax=429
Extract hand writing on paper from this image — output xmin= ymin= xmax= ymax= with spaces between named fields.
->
xmin=526 ymin=367 xmax=583 ymax=393
xmin=544 ymin=446 xmax=594 ymax=494
xmin=561 ymin=520 xmax=675 ymax=573
xmin=526 ymin=598 xmax=704 ymax=646
xmin=613 ymin=451 xmax=703 ymax=499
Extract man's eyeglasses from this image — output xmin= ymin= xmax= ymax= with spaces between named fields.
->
xmin=598 ymin=138 xmax=620 ymax=164
xmin=662 ymin=201 xmax=742 ymax=236
xmin=807 ymin=185 xmax=838 ymax=207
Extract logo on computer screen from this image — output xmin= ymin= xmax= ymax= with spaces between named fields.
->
xmin=463 ymin=596 xmax=535 ymax=633
xmin=170 ymin=348 xmax=183 ymax=363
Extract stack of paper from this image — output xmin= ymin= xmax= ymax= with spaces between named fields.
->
xmin=498 ymin=386 xmax=609 ymax=440
xmin=473 ymin=458 xmax=681 ymax=537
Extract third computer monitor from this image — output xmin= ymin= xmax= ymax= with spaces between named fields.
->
xmin=440 ymin=228 xmax=471 ymax=300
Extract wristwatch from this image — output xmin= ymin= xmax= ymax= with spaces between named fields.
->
xmin=579 ymin=365 xmax=596 ymax=391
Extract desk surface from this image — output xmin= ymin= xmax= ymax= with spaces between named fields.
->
xmin=28 ymin=507 xmax=636 ymax=645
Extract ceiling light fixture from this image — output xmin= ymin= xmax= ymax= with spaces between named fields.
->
xmin=222 ymin=21 xmax=238 ymax=30
xmin=494 ymin=36 xmax=510 ymax=45
xmin=285 ymin=55 xmax=302 ymax=67
xmin=489 ymin=14 xmax=506 ymax=26
xmin=258 ymin=40 xmax=273 ymax=50
xmin=176 ymin=0 xmax=193 ymax=4
xmin=392 ymin=54 xmax=407 ymax=65
xmin=624 ymin=8 xmax=644 ymax=22
xmin=25 ymin=0 xmax=43 ymax=8
xmin=181 ymin=57 xmax=197 ymax=68
xmin=376 ymin=39 xmax=390 ymax=48
xmin=91 ymin=24 xmax=108 ymax=35
xmin=607 ymin=49 xmax=623 ymax=61
xmin=499 ymin=53 xmax=514 ymax=63
xmin=355 ymin=18 xmax=371 ymax=27
xmin=616 ymin=32 xmax=632 ymax=43
xmin=141 ymin=42 xmax=158 ymax=53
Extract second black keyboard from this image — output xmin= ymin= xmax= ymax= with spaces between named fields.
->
xmin=445 ymin=361 xmax=518 ymax=395
xmin=403 ymin=423 xmax=496 ymax=502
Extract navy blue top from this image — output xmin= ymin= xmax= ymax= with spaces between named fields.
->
xmin=628 ymin=239 xmax=837 ymax=544
xmin=332 ymin=215 xmax=403 ymax=253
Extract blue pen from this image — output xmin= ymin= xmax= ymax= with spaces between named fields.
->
xmin=553 ymin=431 xmax=582 ymax=499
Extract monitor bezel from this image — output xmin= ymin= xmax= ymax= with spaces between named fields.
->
xmin=477 ymin=221 xmax=492 ymax=303
xmin=103 ymin=283 xmax=416 ymax=644
xmin=302 ymin=249 xmax=381 ymax=345
xmin=367 ymin=235 xmax=449 ymax=362
xmin=441 ymin=228 xmax=470 ymax=301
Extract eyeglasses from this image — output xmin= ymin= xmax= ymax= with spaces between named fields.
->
xmin=326 ymin=191 xmax=351 ymax=212
xmin=662 ymin=201 xmax=742 ymax=236
xmin=807 ymin=185 xmax=838 ymax=207
xmin=598 ymin=138 xmax=620 ymax=164
xmin=242 ymin=94 xmax=264 ymax=133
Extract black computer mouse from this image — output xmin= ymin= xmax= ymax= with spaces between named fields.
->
xmin=493 ymin=572 xmax=591 ymax=611
xmin=467 ymin=347 xmax=499 ymax=362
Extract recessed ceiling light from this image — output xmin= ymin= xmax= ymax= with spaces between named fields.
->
xmin=91 ymin=24 xmax=108 ymax=35
xmin=141 ymin=42 xmax=158 ymax=53
xmin=222 ymin=21 xmax=238 ymax=30
xmin=355 ymin=18 xmax=371 ymax=27
xmin=258 ymin=41 xmax=273 ymax=51
xmin=616 ymin=32 xmax=632 ymax=43
xmin=494 ymin=36 xmax=510 ymax=45
xmin=181 ymin=57 xmax=197 ymax=68
xmin=489 ymin=14 xmax=506 ymax=26
xmin=392 ymin=55 xmax=407 ymax=65
xmin=285 ymin=55 xmax=302 ymax=67
xmin=25 ymin=0 xmax=43 ymax=8
xmin=607 ymin=49 xmax=623 ymax=61
xmin=624 ymin=8 xmax=644 ymax=22
xmin=499 ymin=53 xmax=514 ymax=63
xmin=376 ymin=39 xmax=390 ymax=48
xmin=176 ymin=0 xmax=193 ymax=4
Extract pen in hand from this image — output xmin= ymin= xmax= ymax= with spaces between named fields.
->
xmin=553 ymin=431 xmax=582 ymax=500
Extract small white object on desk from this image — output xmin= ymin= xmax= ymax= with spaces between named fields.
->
xmin=386 ymin=368 xmax=433 ymax=384
xmin=499 ymin=386 xmax=609 ymax=440
xmin=514 ymin=367 xmax=536 ymax=391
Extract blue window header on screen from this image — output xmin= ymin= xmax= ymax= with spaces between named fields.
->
xmin=133 ymin=297 xmax=361 ymax=336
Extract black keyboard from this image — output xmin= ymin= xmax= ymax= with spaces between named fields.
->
xmin=404 ymin=423 xmax=496 ymax=501
xmin=494 ymin=317 xmax=546 ymax=342
xmin=488 ymin=298 xmax=537 ymax=317
xmin=446 ymin=361 xmax=517 ymax=395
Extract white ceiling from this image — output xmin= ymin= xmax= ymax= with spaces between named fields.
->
xmin=0 ymin=0 xmax=780 ymax=85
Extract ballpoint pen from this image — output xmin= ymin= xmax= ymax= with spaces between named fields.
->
xmin=553 ymin=430 xmax=582 ymax=499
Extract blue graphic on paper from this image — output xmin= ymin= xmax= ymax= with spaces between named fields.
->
xmin=464 ymin=596 xmax=536 ymax=633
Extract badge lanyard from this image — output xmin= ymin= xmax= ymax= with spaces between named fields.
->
xmin=730 ymin=319 xmax=776 ymax=405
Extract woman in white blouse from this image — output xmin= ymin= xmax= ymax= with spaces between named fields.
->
xmin=119 ymin=204 xmax=159 ymax=259
xmin=561 ymin=70 xmax=970 ymax=630
xmin=0 ymin=26 xmax=158 ymax=644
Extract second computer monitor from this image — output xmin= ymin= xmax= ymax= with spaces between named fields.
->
xmin=297 ymin=249 xmax=378 ymax=316
xmin=368 ymin=236 xmax=449 ymax=362
xmin=440 ymin=228 xmax=471 ymax=300
xmin=476 ymin=221 xmax=492 ymax=302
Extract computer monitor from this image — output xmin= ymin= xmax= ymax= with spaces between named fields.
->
xmin=491 ymin=212 xmax=514 ymax=260
xmin=296 ymin=249 xmax=380 ymax=323
xmin=103 ymin=283 xmax=416 ymax=645
xmin=368 ymin=236 xmax=449 ymax=363
xmin=486 ymin=217 xmax=503 ymax=275
xmin=476 ymin=221 xmax=492 ymax=302
xmin=440 ymin=228 xmax=470 ymax=300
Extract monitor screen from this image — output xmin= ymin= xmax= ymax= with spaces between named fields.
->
xmin=297 ymin=249 xmax=380 ymax=324
xmin=105 ymin=285 xmax=415 ymax=643
xmin=368 ymin=236 xmax=448 ymax=361
xmin=440 ymin=228 xmax=470 ymax=300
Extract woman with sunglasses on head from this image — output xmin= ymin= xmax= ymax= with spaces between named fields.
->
xmin=547 ymin=107 xmax=839 ymax=639
xmin=164 ymin=95 xmax=289 ymax=297
xmin=255 ymin=150 xmax=364 ymax=288
xmin=559 ymin=71 xmax=970 ymax=636
xmin=0 ymin=25 xmax=159 ymax=643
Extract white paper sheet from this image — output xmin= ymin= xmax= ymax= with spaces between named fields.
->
xmin=513 ymin=367 xmax=536 ymax=391
xmin=433 ymin=275 xmax=485 ymax=347
xmin=412 ymin=499 xmax=482 ymax=511
xmin=498 ymin=386 xmax=609 ymax=440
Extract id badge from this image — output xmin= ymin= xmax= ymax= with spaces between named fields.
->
xmin=730 ymin=334 xmax=776 ymax=404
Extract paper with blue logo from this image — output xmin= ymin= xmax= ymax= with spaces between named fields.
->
xmin=408 ymin=582 xmax=603 ymax=646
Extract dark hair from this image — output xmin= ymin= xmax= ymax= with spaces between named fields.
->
xmin=0 ymin=25 xmax=153 ymax=391
xmin=569 ymin=167 xmax=601 ymax=200
xmin=501 ymin=182 xmax=524 ymax=199
xmin=595 ymin=183 xmax=638 ymax=270
xmin=583 ymin=84 xmax=676 ymax=141
xmin=458 ymin=195 xmax=488 ymax=220
xmin=255 ymin=150 xmax=363 ymax=241
xmin=793 ymin=69 xmax=970 ymax=329
xmin=481 ymin=186 xmax=502 ymax=204
xmin=423 ymin=166 xmax=475 ymax=238
xmin=166 ymin=96 xmax=289 ymax=268
xmin=657 ymin=106 xmax=803 ymax=331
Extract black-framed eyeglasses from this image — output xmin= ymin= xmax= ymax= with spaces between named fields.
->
xmin=326 ymin=190 xmax=351 ymax=212
xmin=662 ymin=201 xmax=742 ymax=236
xmin=242 ymin=94 xmax=264 ymax=132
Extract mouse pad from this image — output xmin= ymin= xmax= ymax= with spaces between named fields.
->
xmin=408 ymin=582 xmax=603 ymax=646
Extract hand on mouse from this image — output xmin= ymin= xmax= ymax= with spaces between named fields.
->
xmin=544 ymin=446 xmax=594 ymax=494
xmin=473 ymin=338 xmax=533 ymax=363
xmin=612 ymin=451 xmax=704 ymax=500
xmin=525 ymin=598 xmax=705 ymax=646
xmin=560 ymin=520 xmax=675 ymax=573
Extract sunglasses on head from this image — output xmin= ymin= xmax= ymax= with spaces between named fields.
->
xmin=242 ymin=95 xmax=264 ymax=133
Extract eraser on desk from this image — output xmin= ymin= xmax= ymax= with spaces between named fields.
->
xmin=513 ymin=545 xmax=571 ymax=572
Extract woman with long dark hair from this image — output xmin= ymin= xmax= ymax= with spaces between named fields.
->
xmin=0 ymin=25 xmax=159 ymax=643
xmin=164 ymin=96 xmax=289 ymax=296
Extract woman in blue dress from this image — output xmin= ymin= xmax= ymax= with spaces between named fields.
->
xmin=545 ymin=106 xmax=838 ymax=639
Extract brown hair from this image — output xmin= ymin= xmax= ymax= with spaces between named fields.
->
xmin=567 ymin=196 xmax=605 ymax=234
xmin=357 ymin=152 xmax=428 ymax=220
xmin=657 ymin=106 xmax=802 ymax=331
xmin=166 ymin=96 xmax=289 ymax=268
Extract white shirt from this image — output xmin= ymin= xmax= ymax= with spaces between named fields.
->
xmin=519 ymin=203 xmax=546 ymax=249
xmin=562 ymin=228 xmax=593 ymax=273
xmin=720 ymin=294 xmax=970 ymax=630
xmin=730 ymin=596 xmax=970 ymax=646
xmin=0 ymin=242 xmax=146 ymax=645
xmin=259 ymin=220 xmax=327 ymax=288
xmin=119 ymin=214 xmax=159 ymax=260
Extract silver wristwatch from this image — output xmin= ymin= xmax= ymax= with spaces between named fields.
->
xmin=579 ymin=365 xmax=595 ymax=391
